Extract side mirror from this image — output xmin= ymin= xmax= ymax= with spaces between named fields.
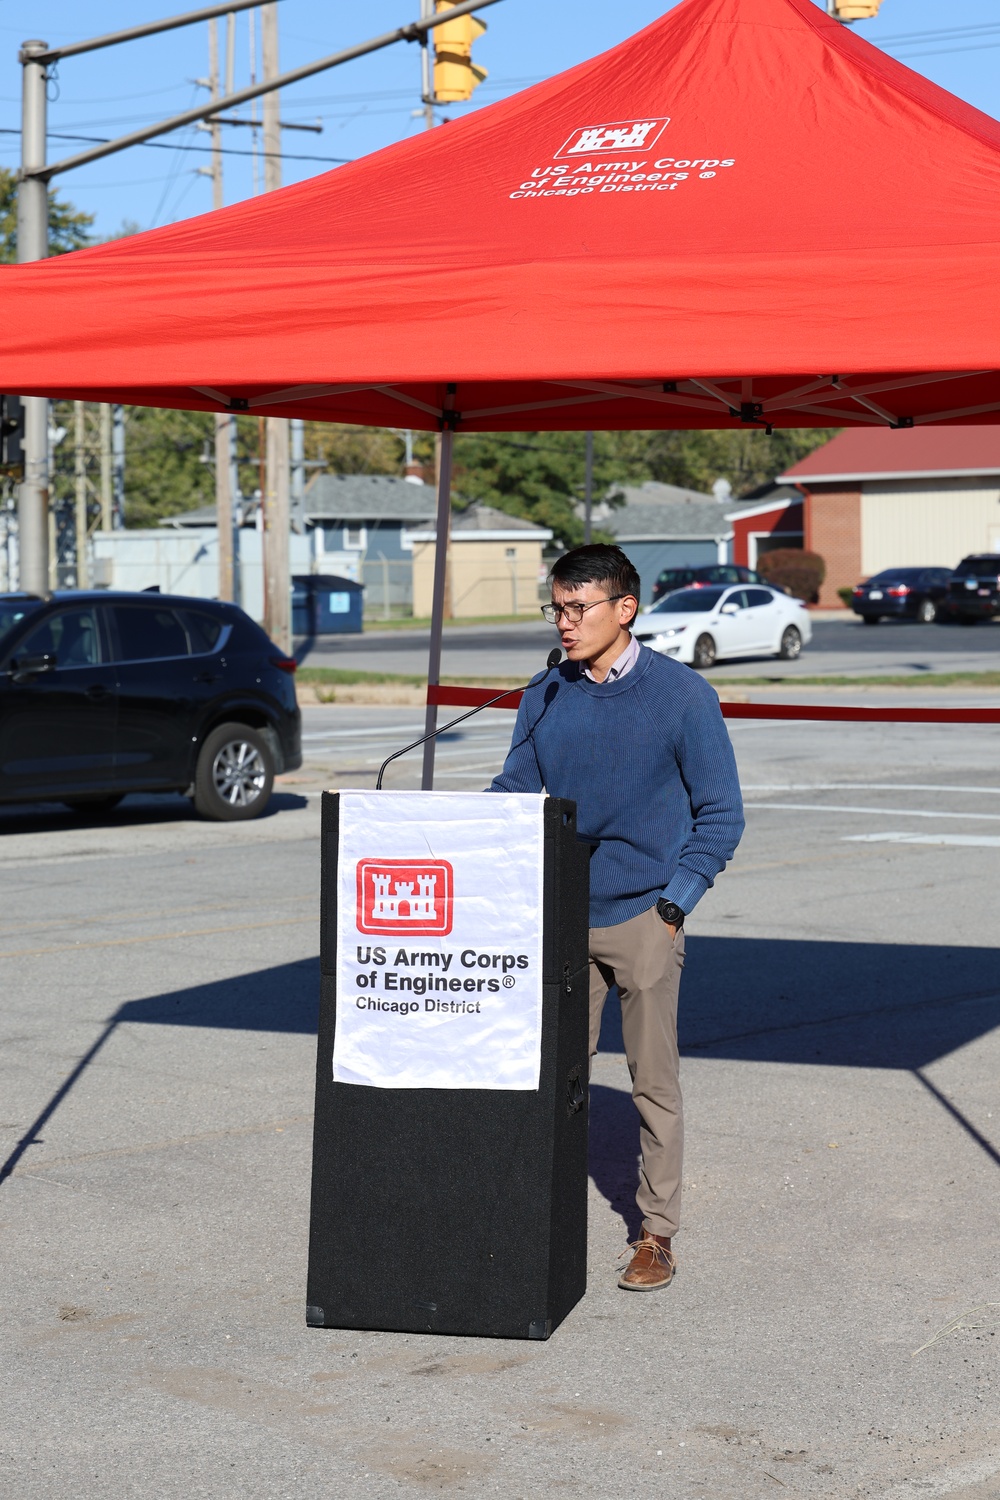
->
xmin=9 ymin=652 xmax=56 ymax=683
xmin=720 ymin=603 xmax=740 ymax=615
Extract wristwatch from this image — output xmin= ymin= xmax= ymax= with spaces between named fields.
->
xmin=656 ymin=898 xmax=685 ymax=927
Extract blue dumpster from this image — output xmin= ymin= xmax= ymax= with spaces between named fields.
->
xmin=292 ymin=575 xmax=364 ymax=636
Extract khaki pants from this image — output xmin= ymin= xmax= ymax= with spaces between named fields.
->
xmin=589 ymin=904 xmax=685 ymax=1240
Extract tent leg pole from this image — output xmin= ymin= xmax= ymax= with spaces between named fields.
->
xmin=421 ymin=426 xmax=453 ymax=791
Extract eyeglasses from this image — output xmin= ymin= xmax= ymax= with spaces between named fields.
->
xmin=541 ymin=594 xmax=628 ymax=625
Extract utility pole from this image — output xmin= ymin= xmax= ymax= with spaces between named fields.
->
xmin=99 ymin=405 xmax=113 ymax=530
xmin=112 ymin=407 xmax=126 ymax=526
xmin=204 ymin=15 xmax=236 ymax=604
xmin=584 ymin=431 xmax=594 ymax=545
xmin=229 ymin=420 xmax=242 ymax=604
xmin=290 ymin=418 xmax=305 ymax=533
xmin=74 ymin=402 xmax=88 ymax=588
xmin=16 ymin=41 xmax=50 ymax=596
xmin=420 ymin=0 xmax=435 ymax=130
xmin=261 ymin=1 xmax=291 ymax=653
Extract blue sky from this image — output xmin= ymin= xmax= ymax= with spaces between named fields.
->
xmin=2 ymin=0 xmax=1000 ymax=239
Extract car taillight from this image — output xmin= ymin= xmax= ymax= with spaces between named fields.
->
xmin=270 ymin=654 xmax=297 ymax=674
xmin=886 ymin=586 xmax=910 ymax=596
xmin=852 ymin=586 xmax=864 ymax=594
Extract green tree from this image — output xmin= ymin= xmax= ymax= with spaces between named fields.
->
xmin=611 ymin=426 xmax=830 ymax=498
xmin=413 ymin=426 xmax=833 ymax=548
xmin=123 ymin=407 xmax=215 ymax=527
xmin=304 ymin=421 xmax=404 ymax=476
xmin=0 ymin=167 xmax=94 ymax=261
xmin=441 ymin=431 xmax=629 ymax=549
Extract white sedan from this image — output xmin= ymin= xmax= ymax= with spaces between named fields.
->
xmin=633 ymin=584 xmax=813 ymax=669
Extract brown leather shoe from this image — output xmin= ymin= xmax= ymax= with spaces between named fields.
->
xmin=617 ymin=1230 xmax=677 ymax=1291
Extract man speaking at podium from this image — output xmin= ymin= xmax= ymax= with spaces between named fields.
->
xmin=489 ymin=544 xmax=744 ymax=1292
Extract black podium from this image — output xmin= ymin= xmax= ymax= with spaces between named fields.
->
xmin=306 ymin=791 xmax=590 ymax=1341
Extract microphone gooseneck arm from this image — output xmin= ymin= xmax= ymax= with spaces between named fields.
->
xmin=375 ymin=648 xmax=561 ymax=791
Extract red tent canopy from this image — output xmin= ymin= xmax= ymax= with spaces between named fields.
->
xmin=3 ymin=0 xmax=1000 ymax=434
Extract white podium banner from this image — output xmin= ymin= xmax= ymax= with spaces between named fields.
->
xmin=333 ymin=791 xmax=546 ymax=1090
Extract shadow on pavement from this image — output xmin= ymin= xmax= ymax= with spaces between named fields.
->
xmin=6 ymin=940 xmax=999 ymax=1200
xmin=113 ymin=935 xmax=1000 ymax=1071
xmin=117 ymin=956 xmax=320 ymax=1033
xmin=592 ymin=935 xmax=1000 ymax=1072
xmin=594 ymin=934 xmax=1000 ymax=1231
xmin=0 ymin=791 xmax=309 ymax=835
xmin=589 ymin=1084 xmax=644 ymax=1242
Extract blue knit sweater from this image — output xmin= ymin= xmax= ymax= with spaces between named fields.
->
xmin=488 ymin=644 xmax=744 ymax=927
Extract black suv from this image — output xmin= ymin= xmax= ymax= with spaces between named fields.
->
xmin=942 ymin=555 xmax=1000 ymax=623
xmin=650 ymin=564 xmax=765 ymax=605
xmin=0 ymin=591 xmax=301 ymax=820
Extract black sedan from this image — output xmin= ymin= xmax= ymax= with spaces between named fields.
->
xmin=0 ymin=591 xmax=301 ymax=820
xmin=650 ymin=564 xmax=765 ymax=605
xmin=849 ymin=567 xmax=952 ymax=625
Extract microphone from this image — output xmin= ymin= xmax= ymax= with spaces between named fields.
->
xmin=376 ymin=648 xmax=562 ymax=790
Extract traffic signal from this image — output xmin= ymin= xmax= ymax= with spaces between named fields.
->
xmin=433 ymin=0 xmax=488 ymax=103
xmin=0 ymin=395 xmax=24 ymax=478
xmin=829 ymin=0 xmax=884 ymax=18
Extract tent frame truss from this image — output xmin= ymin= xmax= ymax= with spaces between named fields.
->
xmin=188 ymin=369 xmax=1000 ymax=431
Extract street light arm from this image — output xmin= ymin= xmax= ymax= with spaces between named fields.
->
xmin=24 ymin=0 xmax=284 ymax=66
xmin=28 ymin=0 xmax=504 ymax=183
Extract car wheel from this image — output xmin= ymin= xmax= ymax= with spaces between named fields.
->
xmin=862 ymin=615 xmax=880 ymax=625
xmin=916 ymin=599 xmax=936 ymax=624
xmin=194 ymin=722 xmax=274 ymax=822
xmin=692 ymin=633 xmax=716 ymax=670
xmin=778 ymin=625 xmax=802 ymax=661
xmin=62 ymin=794 xmax=125 ymax=815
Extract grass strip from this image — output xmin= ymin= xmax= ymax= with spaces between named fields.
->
xmin=297 ymin=666 xmax=1000 ymax=691
xmin=296 ymin=667 xmax=524 ymax=688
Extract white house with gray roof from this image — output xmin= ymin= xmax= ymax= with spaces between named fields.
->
xmin=166 ymin=473 xmax=441 ymax=614
xmin=587 ymin=482 xmax=735 ymax=604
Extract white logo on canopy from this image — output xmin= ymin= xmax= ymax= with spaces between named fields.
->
xmin=556 ymin=117 xmax=670 ymax=158
xmin=333 ymin=791 xmax=545 ymax=1091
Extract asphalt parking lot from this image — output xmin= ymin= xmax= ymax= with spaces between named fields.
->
xmin=4 ymin=693 xmax=1000 ymax=1498
xmin=300 ymin=614 xmax=1000 ymax=682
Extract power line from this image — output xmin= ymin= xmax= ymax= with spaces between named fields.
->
xmin=0 ymin=127 xmax=350 ymax=165
xmin=873 ymin=19 xmax=1000 ymax=60
xmin=877 ymin=22 xmax=1000 ymax=46
xmin=887 ymin=40 xmax=1000 ymax=62
xmin=36 ymin=77 xmax=543 ymax=133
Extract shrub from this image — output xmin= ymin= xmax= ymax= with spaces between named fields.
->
xmin=837 ymin=586 xmax=855 ymax=607
xmin=757 ymin=549 xmax=826 ymax=604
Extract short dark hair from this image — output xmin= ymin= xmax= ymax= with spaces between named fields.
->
xmin=549 ymin=544 xmax=641 ymax=616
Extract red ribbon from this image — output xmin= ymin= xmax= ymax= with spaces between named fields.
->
xmin=426 ymin=683 xmax=1000 ymax=725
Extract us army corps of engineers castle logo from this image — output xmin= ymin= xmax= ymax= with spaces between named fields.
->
xmin=555 ymin=118 xmax=671 ymax=159
xmin=356 ymin=858 xmax=454 ymax=937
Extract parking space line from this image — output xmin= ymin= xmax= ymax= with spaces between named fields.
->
xmin=0 ymin=913 xmax=314 ymax=961
xmin=743 ymin=782 xmax=1000 ymax=795
xmin=843 ymin=833 xmax=1000 ymax=847
xmin=744 ymin=802 xmax=1000 ymax=821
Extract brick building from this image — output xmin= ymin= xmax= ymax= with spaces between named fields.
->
xmin=780 ymin=428 xmax=1000 ymax=608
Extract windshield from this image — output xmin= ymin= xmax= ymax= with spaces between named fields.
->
xmin=868 ymin=568 xmax=924 ymax=583
xmin=651 ymin=587 xmax=726 ymax=614
xmin=0 ymin=599 xmax=43 ymax=652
